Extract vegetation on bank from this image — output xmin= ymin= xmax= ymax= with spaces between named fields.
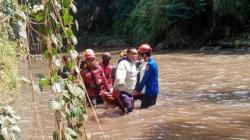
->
xmin=0 ymin=0 xmax=23 ymax=139
xmin=74 ymin=0 xmax=250 ymax=49
xmin=0 ymin=0 xmax=20 ymax=104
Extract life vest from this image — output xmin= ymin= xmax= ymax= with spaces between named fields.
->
xmin=99 ymin=62 xmax=113 ymax=87
xmin=80 ymin=64 xmax=108 ymax=97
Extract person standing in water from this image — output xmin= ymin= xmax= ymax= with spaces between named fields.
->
xmin=99 ymin=52 xmax=113 ymax=88
xmin=80 ymin=49 xmax=111 ymax=106
xmin=113 ymin=48 xmax=139 ymax=113
xmin=134 ymin=44 xmax=159 ymax=108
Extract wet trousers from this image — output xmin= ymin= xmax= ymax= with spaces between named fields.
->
xmin=120 ymin=91 xmax=134 ymax=112
xmin=134 ymin=94 xmax=157 ymax=109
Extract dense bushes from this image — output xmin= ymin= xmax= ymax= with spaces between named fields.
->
xmin=74 ymin=0 xmax=250 ymax=48
xmin=0 ymin=0 xmax=23 ymax=103
xmin=0 ymin=22 xmax=19 ymax=104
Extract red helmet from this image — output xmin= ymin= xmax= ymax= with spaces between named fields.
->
xmin=84 ymin=49 xmax=95 ymax=59
xmin=138 ymin=44 xmax=152 ymax=54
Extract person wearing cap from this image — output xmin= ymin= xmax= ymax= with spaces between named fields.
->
xmin=113 ymin=47 xmax=139 ymax=113
xmin=133 ymin=44 xmax=159 ymax=108
xmin=80 ymin=49 xmax=111 ymax=106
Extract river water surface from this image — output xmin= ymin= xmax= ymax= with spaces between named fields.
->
xmin=16 ymin=52 xmax=250 ymax=140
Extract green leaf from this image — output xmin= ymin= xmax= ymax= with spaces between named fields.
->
xmin=0 ymin=117 xmax=3 ymax=125
xmin=33 ymin=84 xmax=42 ymax=96
xmin=64 ymin=133 xmax=74 ymax=140
xmin=64 ymin=127 xmax=77 ymax=138
xmin=6 ymin=116 xmax=16 ymax=124
xmin=70 ymin=3 xmax=77 ymax=13
xmin=33 ymin=10 xmax=45 ymax=22
xmin=51 ymin=83 xmax=63 ymax=94
xmin=0 ymin=135 xmax=5 ymax=140
xmin=52 ymin=0 xmax=62 ymax=10
xmin=1 ymin=127 xmax=8 ymax=139
xmin=65 ymin=107 xmax=71 ymax=117
xmin=10 ymin=114 xmax=21 ymax=121
xmin=51 ymin=34 xmax=58 ymax=46
xmin=39 ymin=78 xmax=50 ymax=87
xmin=69 ymin=50 xmax=78 ymax=59
xmin=48 ymin=100 xmax=63 ymax=111
xmin=10 ymin=125 xmax=21 ymax=137
xmin=75 ymin=20 xmax=79 ymax=31
xmin=43 ymin=48 xmax=58 ymax=59
xmin=63 ymin=90 xmax=70 ymax=99
xmin=16 ymin=21 xmax=27 ymax=39
xmin=51 ymin=75 xmax=63 ymax=84
xmin=54 ymin=59 xmax=63 ymax=70
xmin=67 ymin=84 xmax=84 ymax=97
xmin=71 ymin=35 xmax=78 ymax=45
xmin=71 ymin=107 xmax=82 ymax=118
xmin=62 ymin=0 xmax=72 ymax=8
xmin=65 ymin=28 xmax=73 ymax=38
xmin=63 ymin=8 xmax=73 ymax=25
xmin=15 ymin=10 xmax=26 ymax=20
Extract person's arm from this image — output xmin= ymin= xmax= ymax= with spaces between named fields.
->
xmin=100 ymin=68 xmax=111 ymax=91
xmin=115 ymin=61 xmax=127 ymax=85
xmin=135 ymin=63 xmax=152 ymax=92
xmin=80 ymin=70 xmax=89 ymax=88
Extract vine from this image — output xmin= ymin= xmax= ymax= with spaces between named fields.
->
xmin=28 ymin=0 xmax=105 ymax=139
xmin=0 ymin=0 xmax=106 ymax=139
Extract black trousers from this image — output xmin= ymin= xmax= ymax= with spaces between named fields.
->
xmin=139 ymin=95 xmax=157 ymax=109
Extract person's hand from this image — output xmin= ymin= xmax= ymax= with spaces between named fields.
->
xmin=133 ymin=90 xmax=141 ymax=96
xmin=109 ymin=87 xmax=113 ymax=93
xmin=118 ymin=80 xmax=125 ymax=86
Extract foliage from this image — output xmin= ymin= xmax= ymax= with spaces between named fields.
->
xmin=70 ymin=0 xmax=250 ymax=48
xmin=213 ymin=0 xmax=250 ymax=21
xmin=212 ymin=0 xmax=250 ymax=38
xmin=0 ymin=38 xmax=19 ymax=104
xmin=112 ymin=0 xmax=140 ymax=35
xmin=0 ymin=1 xmax=24 ymax=139
xmin=0 ymin=0 xmax=24 ymax=104
xmin=122 ymin=0 xmax=208 ymax=45
xmin=0 ymin=104 xmax=21 ymax=140
xmin=74 ymin=0 xmax=114 ymax=34
xmin=26 ymin=0 xmax=89 ymax=139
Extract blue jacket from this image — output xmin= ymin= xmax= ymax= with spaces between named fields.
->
xmin=136 ymin=58 xmax=159 ymax=96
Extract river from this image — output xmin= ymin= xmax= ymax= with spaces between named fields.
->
xmin=15 ymin=51 xmax=250 ymax=140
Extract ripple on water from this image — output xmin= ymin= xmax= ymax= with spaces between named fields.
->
xmin=233 ymin=91 xmax=249 ymax=97
xmin=225 ymin=137 xmax=247 ymax=140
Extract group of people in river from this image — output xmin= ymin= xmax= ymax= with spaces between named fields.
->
xmin=60 ymin=44 xmax=159 ymax=114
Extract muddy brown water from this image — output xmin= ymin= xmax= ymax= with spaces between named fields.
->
xmin=15 ymin=52 xmax=250 ymax=140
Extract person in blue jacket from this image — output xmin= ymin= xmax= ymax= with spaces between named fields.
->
xmin=133 ymin=44 xmax=159 ymax=108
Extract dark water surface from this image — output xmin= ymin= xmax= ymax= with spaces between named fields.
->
xmin=16 ymin=52 xmax=250 ymax=140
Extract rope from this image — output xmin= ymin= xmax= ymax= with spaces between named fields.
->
xmin=25 ymin=3 xmax=45 ymax=139
xmin=0 ymin=15 xmax=9 ymax=23
xmin=50 ymin=2 xmax=107 ymax=139
xmin=68 ymin=56 xmax=106 ymax=140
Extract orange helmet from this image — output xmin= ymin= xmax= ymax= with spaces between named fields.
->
xmin=138 ymin=44 xmax=152 ymax=54
xmin=84 ymin=49 xmax=95 ymax=59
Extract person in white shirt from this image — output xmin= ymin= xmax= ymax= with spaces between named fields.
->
xmin=113 ymin=48 xmax=138 ymax=113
